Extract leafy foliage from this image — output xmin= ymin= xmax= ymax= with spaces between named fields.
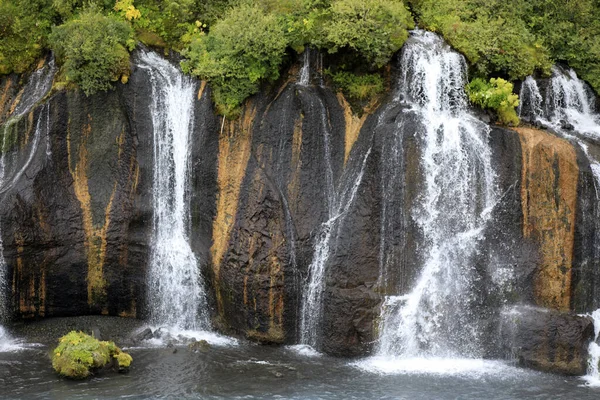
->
xmin=324 ymin=0 xmax=414 ymax=67
xmin=52 ymin=331 xmax=132 ymax=379
xmin=328 ymin=70 xmax=384 ymax=101
xmin=0 ymin=0 xmax=54 ymax=75
xmin=408 ymin=0 xmax=551 ymax=80
xmin=181 ymin=3 xmax=288 ymax=117
xmin=48 ymin=6 xmax=135 ymax=95
xmin=466 ymin=77 xmax=520 ymax=126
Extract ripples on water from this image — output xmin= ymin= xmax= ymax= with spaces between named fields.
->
xmin=1 ymin=341 xmax=599 ymax=399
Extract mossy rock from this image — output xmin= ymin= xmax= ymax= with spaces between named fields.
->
xmin=52 ymin=331 xmax=133 ymax=379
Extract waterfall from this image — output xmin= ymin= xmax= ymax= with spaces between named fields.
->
xmin=584 ymin=310 xmax=600 ymax=386
xmin=547 ymin=67 xmax=599 ymax=134
xmin=0 ymin=58 xmax=55 ymax=348
xmin=299 ymin=49 xmax=311 ymax=86
xmin=374 ymin=30 xmax=498 ymax=361
xmin=518 ymin=76 xmax=544 ymax=121
xmin=137 ymin=50 xmax=210 ymax=331
xmin=297 ymin=90 xmax=372 ymax=349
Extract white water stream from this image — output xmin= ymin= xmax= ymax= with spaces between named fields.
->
xmin=0 ymin=58 xmax=55 ymax=350
xmin=359 ymin=31 xmax=498 ymax=372
xmin=138 ymin=50 xmax=210 ymax=332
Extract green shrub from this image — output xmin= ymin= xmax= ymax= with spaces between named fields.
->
xmin=0 ymin=0 xmax=54 ymax=75
xmin=466 ymin=77 xmax=520 ymax=126
xmin=181 ymin=3 xmax=288 ymax=117
xmin=52 ymin=331 xmax=133 ymax=379
xmin=329 ymin=70 xmax=384 ymax=101
xmin=408 ymin=0 xmax=551 ymax=80
xmin=324 ymin=0 xmax=414 ymax=67
xmin=49 ymin=6 xmax=135 ymax=96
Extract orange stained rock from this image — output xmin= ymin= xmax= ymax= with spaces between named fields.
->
xmin=211 ymin=104 xmax=256 ymax=315
xmin=516 ymin=127 xmax=578 ymax=311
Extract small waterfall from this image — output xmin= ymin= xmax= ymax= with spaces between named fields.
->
xmin=299 ymin=49 xmax=311 ymax=86
xmin=518 ymin=76 xmax=544 ymax=121
xmin=298 ymin=92 xmax=372 ymax=349
xmin=0 ymin=58 xmax=55 ymax=348
xmin=584 ymin=310 xmax=600 ymax=386
xmin=137 ymin=50 xmax=210 ymax=331
xmin=547 ymin=67 xmax=599 ymax=135
xmin=375 ymin=31 xmax=498 ymax=360
xmin=0 ymin=104 xmax=49 ymax=196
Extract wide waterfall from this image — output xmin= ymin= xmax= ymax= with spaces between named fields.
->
xmin=138 ymin=51 xmax=210 ymax=331
xmin=363 ymin=30 xmax=498 ymax=370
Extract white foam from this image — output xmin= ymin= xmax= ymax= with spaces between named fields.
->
xmin=134 ymin=326 xmax=238 ymax=347
xmin=353 ymin=356 xmax=521 ymax=378
xmin=286 ymin=344 xmax=322 ymax=357
xmin=582 ymin=309 xmax=600 ymax=386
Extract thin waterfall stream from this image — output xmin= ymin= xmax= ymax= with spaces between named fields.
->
xmin=137 ymin=50 xmax=210 ymax=332
xmin=0 ymin=58 xmax=55 ymax=349
xmin=296 ymin=53 xmax=373 ymax=351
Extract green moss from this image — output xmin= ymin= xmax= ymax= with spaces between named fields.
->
xmin=52 ymin=331 xmax=132 ymax=379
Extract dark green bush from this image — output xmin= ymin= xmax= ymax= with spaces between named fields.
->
xmin=329 ymin=70 xmax=384 ymax=101
xmin=49 ymin=6 xmax=135 ymax=95
xmin=181 ymin=3 xmax=288 ymax=117
xmin=0 ymin=0 xmax=54 ymax=75
xmin=324 ymin=0 xmax=414 ymax=67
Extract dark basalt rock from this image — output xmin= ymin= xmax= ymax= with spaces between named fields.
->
xmin=499 ymin=305 xmax=594 ymax=375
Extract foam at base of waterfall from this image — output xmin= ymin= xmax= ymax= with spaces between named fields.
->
xmin=582 ymin=309 xmax=600 ymax=386
xmin=353 ymin=356 xmax=523 ymax=378
xmin=129 ymin=326 xmax=238 ymax=349
xmin=286 ymin=344 xmax=322 ymax=357
xmin=0 ymin=326 xmax=26 ymax=352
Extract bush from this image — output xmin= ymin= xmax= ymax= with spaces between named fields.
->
xmin=181 ymin=3 xmax=288 ymax=117
xmin=52 ymin=331 xmax=133 ymax=379
xmin=49 ymin=6 xmax=135 ymax=95
xmin=408 ymin=0 xmax=551 ymax=80
xmin=0 ymin=0 xmax=54 ymax=75
xmin=329 ymin=71 xmax=384 ymax=101
xmin=324 ymin=0 xmax=414 ymax=67
xmin=466 ymin=77 xmax=520 ymax=126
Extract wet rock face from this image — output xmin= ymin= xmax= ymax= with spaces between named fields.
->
xmin=500 ymin=306 xmax=594 ymax=375
xmin=0 ymin=57 xmax=217 ymax=320
xmin=2 ymin=52 xmax=600 ymax=370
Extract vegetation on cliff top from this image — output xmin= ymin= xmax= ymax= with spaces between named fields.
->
xmin=52 ymin=331 xmax=132 ymax=379
xmin=1 ymin=0 xmax=599 ymax=119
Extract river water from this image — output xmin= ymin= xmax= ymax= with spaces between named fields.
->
xmin=0 ymin=322 xmax=599 ymax=399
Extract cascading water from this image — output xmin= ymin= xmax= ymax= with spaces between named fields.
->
xmin=296 ymin=84 xmax=372 ymax=350
xmin=366 ymin=30 xmax=498 ymax=368
xmin=299 ymin=49 xmax=311 ymax=86
xmin=0 ymin=58 xmax=55 ymax=349
xmin=584 ymin=309 xmax=600 ymax=386
xmin=137 ymin=50 xmax=210 ymax=331
xmin=520 ymin=69 xmax=600 ymax=310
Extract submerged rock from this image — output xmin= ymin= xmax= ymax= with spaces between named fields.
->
xmin=499 ymin=306 xmax=594 ymax=375
xmin=188 ymin=339 xmax=210 ymax=353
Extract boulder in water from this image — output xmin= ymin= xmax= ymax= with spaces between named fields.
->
xmin=499 ymin=306 xmax=594 ymax=375
xmin=134 ymin=327 xmax=154 ymax=342
xmin=52 ymin=331 xmax=133 ymax=379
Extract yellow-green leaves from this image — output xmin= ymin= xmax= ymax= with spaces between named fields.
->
xmin=467 ymin=78 xmax=520 ymax=126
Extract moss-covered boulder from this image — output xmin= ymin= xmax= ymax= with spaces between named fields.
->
xmin=52 ymin=331 xmax=132 ymax=379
